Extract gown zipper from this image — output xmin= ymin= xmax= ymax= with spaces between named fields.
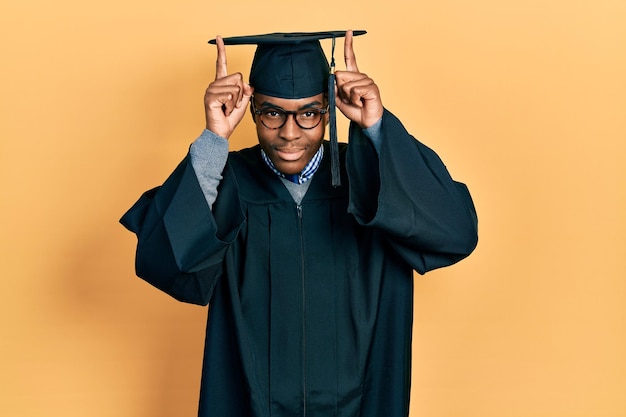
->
xmin=296 ymin=203 xmax=307 ymax=417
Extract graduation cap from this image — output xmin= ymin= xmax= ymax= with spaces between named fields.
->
xmin=209 ymin=30 xmax=367 ymax=187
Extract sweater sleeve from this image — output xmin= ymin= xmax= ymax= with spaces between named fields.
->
xmin=361 ymin=117 xmax=383 ymax=154
xmin=189 ymin=129 xmax=230 ymax=209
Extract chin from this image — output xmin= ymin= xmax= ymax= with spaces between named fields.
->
xmin=275 ymin=163 xmax=305 ymax=175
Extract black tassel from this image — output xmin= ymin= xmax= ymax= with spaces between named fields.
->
xmin=328 ymin=38 xmax=341 ymax=187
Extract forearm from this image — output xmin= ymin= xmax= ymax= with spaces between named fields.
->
xmin=120 ymin=150 xmax=244 ymax=304
xmin=189 ymin=129 xmax=230 ymax=209
xmin=361 ymin=117 xmax=383 ymax=154
xmin=347 ymin=109 xmax=478 ymax=272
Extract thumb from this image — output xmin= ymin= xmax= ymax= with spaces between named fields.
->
xmin=334 ymin=93 xmax=360 ymax=122
xmin=229 ymin=86 xmax=254 ymax=123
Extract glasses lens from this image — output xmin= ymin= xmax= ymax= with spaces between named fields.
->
xmin=295 ymin=110 xmax=322 ymax=129
xmin=260 ymin=109 xmax=286 ymax=129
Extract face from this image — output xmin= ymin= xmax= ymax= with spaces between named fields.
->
xmin=252 ymin=93 xmax=327 ymax=175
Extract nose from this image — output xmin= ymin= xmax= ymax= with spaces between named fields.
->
xmin=279 ymin=114 xmax=301 ymax=141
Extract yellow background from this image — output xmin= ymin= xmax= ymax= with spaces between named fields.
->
xmin=1 ymin=0 xmax=625 ymax=416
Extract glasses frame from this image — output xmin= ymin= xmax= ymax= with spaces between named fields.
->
xmin=251 ymin=98 xmax=328 ymax=130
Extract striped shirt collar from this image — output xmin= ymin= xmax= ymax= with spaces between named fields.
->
xmin=261 ymin=145 xmax=324 ymax=184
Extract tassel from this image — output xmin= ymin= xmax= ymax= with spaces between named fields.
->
xmin=329 ymin=37 xmax=341 ymax=187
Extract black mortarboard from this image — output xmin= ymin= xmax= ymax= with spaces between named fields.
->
xmin=209 ymin=30 xmax=367 ymax=187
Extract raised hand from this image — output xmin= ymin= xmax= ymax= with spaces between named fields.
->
xmin=334 ymin=30 xmax=384 ymax=129
xmin=204 ymin=36 xmax=254 ymax=139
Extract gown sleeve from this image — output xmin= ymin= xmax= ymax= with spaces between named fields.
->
xmin=120 ymin=155 xmax=245 ymax=305
xmin=346 ymin=109 xmax=478 ymax=274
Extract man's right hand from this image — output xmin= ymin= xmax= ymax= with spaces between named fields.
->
xmin=204 ymin=36 xmax=254 ymax=139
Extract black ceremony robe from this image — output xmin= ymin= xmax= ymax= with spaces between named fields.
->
xmin=121 ymin=110 xmax=478 ymax=417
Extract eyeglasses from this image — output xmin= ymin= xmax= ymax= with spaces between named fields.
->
xmin=252 ymin=99 xmax=328 ymax=130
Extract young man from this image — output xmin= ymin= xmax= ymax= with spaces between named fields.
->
xmin=121 ymin=30 xmax=478 ymax=417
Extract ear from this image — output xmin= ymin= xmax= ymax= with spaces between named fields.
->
xmin=249 ymin=101 xmax=257 ymax=124
xmin=324 ymin=93 xmax=330 ymax=125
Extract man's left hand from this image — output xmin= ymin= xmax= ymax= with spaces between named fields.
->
xmin=334 ymin=30 xmax=384 ymax=129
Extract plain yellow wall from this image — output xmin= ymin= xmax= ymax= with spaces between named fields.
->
xmin=1 ymin=0 xmax=625 ymax=416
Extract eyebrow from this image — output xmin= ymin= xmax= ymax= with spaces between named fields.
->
xmin=258 ymin=100 xmax=324 ymax=111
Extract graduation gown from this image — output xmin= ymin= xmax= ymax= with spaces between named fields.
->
xmin=120 ymin=110 xmax=478 ymax=417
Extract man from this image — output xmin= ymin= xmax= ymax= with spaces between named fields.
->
xmin=121 ymin=30 xmax=478 ymax=417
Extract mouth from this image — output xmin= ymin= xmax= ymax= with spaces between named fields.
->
xmin=274 ymin=147 xmax=306 ymax=162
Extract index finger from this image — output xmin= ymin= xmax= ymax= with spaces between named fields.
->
xmin=343 ymin=30 xmax=359 ymax=72
xmin=215 ymin=36 xmax=228 ymax=80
